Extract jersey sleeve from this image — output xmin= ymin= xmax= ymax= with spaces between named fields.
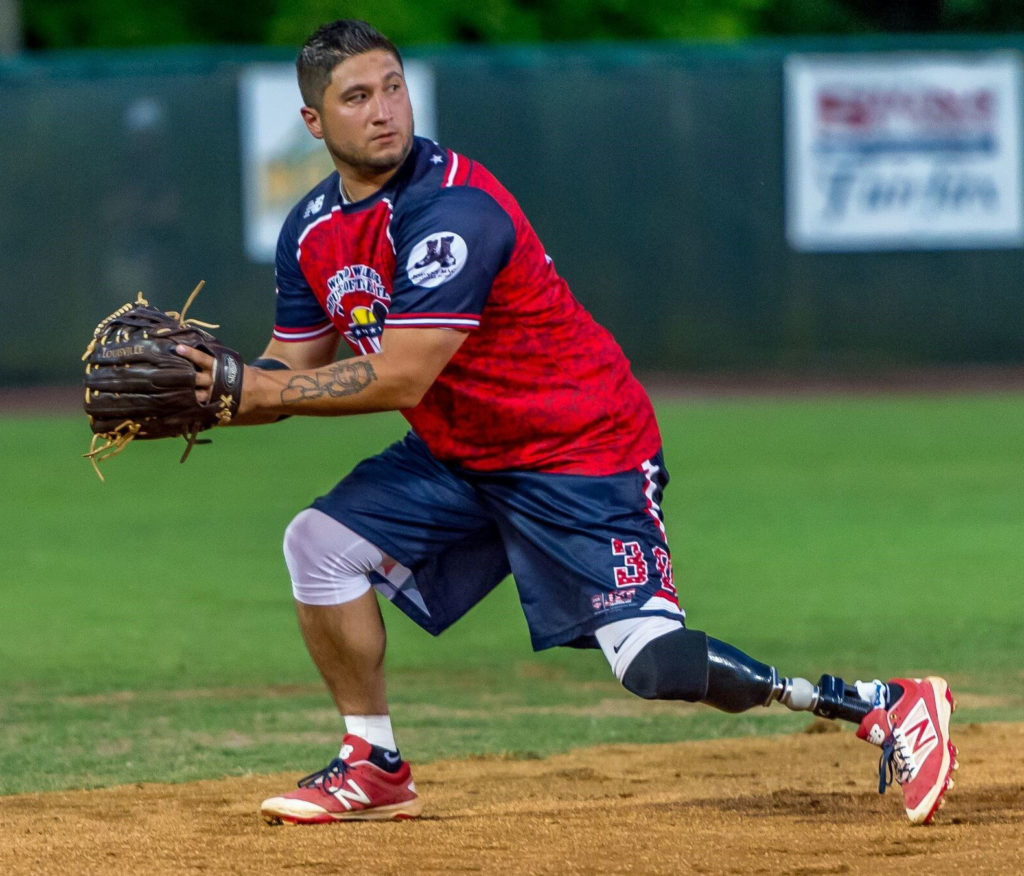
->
xmin=388 ymin=186 xmax=515 ymax=330
xmin=272 ymin=210 xmax=336 ymax=343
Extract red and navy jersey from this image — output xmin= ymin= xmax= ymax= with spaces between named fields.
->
xmin=274 ymin=137 xmax=660 ymax=475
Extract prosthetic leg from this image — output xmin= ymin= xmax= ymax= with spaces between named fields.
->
xmin=705 ymin=637 xmax=881 ymax=722
xmin=619 ymin=627 xmax=890 ymax=723
xmin=611 ymin=623 xmax=953 ymax=825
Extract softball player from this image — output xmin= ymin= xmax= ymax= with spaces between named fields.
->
xmin=180 ymin=19 xmax=956 ymax=826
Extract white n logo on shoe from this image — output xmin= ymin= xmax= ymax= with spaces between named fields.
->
xmin=328 ymin=779 xmax=372 ymax=810
xmin=892 ymin=698 xmax=938 ymax=782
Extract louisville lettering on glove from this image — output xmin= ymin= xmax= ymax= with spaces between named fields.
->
xmin=81 ymin=282 xmax=243 ymax=480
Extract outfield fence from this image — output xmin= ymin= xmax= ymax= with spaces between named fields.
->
xmin=2 ymin=34 xmax=1023 ymax=386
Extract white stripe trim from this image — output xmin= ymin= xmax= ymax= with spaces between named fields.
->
xmin=641 ymin=595 xmax=685 ymax=617
xmin=387 ymin=316 xmax=480 ymax=328
xmin=297 ymin=207 xmax=341 ymax=248
xmin=382 ymin=197 xmax=396 ymax=253
xmin=641 ymin=458 xmax=667 ymax=540
xmin=273 ymin=324 xmax=336 ymax=342
xmin=445 ymin=153 xmax=459 ymax=187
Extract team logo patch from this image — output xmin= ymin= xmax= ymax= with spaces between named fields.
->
xmin=323 ymin=265 xmax=391 ymax=354
xmin=325 ymin=265 xmax=389 ymax=317
xmin=347 ymin=302 xmax=388 ymax=343
xmin=406 ymin=232 xmax=467 ymax=288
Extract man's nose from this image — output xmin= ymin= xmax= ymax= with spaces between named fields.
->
xmin=372 ymin=93 xmax=393 ymax=121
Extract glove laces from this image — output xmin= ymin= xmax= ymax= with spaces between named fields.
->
xmin=81 ymin=281 xmax=221 ymax=481
xmin=165 ymin=280 xmax=219 ymax=330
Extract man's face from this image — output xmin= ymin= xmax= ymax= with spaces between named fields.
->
xmin=302 ymin=49 xmax=414 ymax=181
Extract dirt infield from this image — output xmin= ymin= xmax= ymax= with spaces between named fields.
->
xmin=2 ymin=721 xmax=1022 ymax=875
xmin=6 ymin=376 xmax=1022 ymax=873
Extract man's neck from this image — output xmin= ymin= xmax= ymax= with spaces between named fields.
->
xmin=338 ymin=165 xmax=402 ymax=203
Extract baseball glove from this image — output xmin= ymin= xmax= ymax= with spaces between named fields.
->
xmin=82 ymin=282 xmax=244 ymax=479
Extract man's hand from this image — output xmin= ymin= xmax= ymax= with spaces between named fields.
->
xmin=174 ymin=344 xmax=279 ymax=425
xmin=81 ymin=288 xmax=245 ymax=476
xmin=176 ymin=326 xmax=468 ymax=422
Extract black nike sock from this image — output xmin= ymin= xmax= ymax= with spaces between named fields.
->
xmin=367 ymin=744 xmax=403 ymax=772
xmin=887 ymin=682 xmax=905 ymax=706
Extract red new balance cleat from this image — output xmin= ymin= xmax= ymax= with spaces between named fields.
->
xmin=856 ymin=677 xmax=958 ymax=824
xmin=261 ymin=734 xmax=422 ymax=824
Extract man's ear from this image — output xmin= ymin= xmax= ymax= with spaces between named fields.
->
xmin=300 ymin=105 xmax=324 ymax=140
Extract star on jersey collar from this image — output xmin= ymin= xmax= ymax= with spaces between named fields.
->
xmin=430 ymin=153 xmax=444 ymax=164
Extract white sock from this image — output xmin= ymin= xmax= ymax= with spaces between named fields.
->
xmin=344 ymin=714 xmax=397 ymax=751
xmin=854 ymin=679 xmax=888 ymax=709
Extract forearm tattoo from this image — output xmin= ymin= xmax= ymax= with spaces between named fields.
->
xmin=280 ymin=360 xmax=377 ymax=406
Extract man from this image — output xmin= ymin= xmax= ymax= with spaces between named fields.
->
xmin=177 ymin=19 xmax=957 ymax=826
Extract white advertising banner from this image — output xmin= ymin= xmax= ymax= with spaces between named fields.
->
xmin=785 ymin=52 xmax=1024 ymax=251
xmin=239 ymin=62 xmax=437 ymax=262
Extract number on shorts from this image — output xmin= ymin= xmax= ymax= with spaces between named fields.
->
xmin=611 ymin=539 xmax=648 ymax=588
xmin=651 ymin=545 xmax=676 ymax=597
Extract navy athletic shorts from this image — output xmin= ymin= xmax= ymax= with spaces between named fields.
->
xmin=310 ymin=431 xmax=684 ymax=650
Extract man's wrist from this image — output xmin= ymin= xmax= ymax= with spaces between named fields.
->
xmin=250 ymin=356 xmax=291 ymax=371
xmin=234 ymin=365 xmax=287 ymax=423
xmin=243 ymin=357 xmax=293 ymax=421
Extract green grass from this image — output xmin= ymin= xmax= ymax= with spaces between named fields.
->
xmin=1 ymin=392 xmax=1022 ymax=794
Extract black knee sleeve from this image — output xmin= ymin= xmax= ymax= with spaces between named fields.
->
xmin=621 ymin=628 xmax=710 ymax=701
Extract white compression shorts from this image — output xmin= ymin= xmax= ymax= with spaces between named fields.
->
xmin=595 ymin=615 xmax=687 ymax=682
xmin=283 ymin=507 xmax=388 ymax=606
xmin=285 ymin=505 xmax=684 ymax=683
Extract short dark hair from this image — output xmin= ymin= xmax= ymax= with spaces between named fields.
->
xmin=296 ymin=19 xmax=403 ymax=109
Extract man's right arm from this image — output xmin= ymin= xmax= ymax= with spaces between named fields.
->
xmin=232 ymin=334 xmax=341 ymax=425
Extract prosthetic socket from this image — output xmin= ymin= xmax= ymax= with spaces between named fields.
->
xmin=620 ymin=628 xmax=872 ymax=724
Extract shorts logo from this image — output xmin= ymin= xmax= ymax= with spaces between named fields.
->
xmin=592 ymin=589 xmax=636 ymax=611
xmin=406 ymin=232 xmax=467 ymax=287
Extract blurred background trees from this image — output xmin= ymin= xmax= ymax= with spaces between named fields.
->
xmin=14 ymin=0 xmax=1024 ymax=51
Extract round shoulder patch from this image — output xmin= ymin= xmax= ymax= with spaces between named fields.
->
xmin=405 ymin=232 xmax=468 ymax=288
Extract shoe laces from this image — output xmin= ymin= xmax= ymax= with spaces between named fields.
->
xmin=297 ymin=757 xmax=348 ymax=789
xmin=877 ymin=735 xmax=897 ymax=794
xmin=876 ymin=729 xmax=915 ymax=794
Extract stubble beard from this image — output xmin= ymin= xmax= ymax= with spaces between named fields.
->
xmin=331 ymin=131 xmax=413 ymax=180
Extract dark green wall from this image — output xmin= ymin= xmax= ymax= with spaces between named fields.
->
xmin=2 ymin=36 xmax=1022 ymax=387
